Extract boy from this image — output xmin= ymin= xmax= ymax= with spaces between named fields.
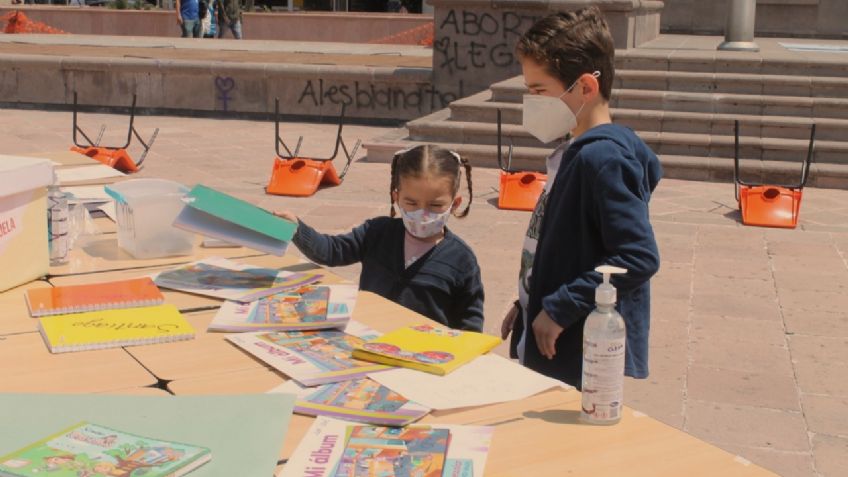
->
xmin=501 ymin=7 xmax=662 ymax=388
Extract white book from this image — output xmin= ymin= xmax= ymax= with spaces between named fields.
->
xmin=209 ymin=284 xmax=358 ymax=332
xmin=226 ymin=321 xmax=390 ymax=386
xmin=278 ymin=417 xmax=494 ymax=477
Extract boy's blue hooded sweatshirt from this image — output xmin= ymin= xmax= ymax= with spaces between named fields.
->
xmin=510 ymin=123 xmax=662 ymax=387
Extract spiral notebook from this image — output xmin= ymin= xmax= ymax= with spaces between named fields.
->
xmin=37 ymin=304 xmax=195 ymax=354
xmin=25 ymin=277 xmax=165 ymax=317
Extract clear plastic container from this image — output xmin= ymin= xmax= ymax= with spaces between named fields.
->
xmin=105 ymin=179 xmax=194 ymax=259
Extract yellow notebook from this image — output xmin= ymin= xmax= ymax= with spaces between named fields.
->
xmin=352 ymin=324 xmax=502 ymax=376
xmin=37 ymin=304 xmax=195 ymax=353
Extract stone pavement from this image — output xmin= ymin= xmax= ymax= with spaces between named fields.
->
xmin=1 ymin=108 xmax=847 ymax=477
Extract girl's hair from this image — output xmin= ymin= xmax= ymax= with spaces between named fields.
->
xmin=515 ymin=7 xmax=615 ymax=101
xmin=389 ymin=145 xmax=473 ymax=218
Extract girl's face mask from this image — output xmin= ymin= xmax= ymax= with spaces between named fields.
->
xmin=394 ymin=204 xmax=451 ymax=239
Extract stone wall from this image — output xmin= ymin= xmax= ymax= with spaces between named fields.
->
xmin=0 ymin=6 xmax=431 ymax=42
xmin=0 ymin=54 xmax=444 ymax=122
xmin=428 ymin=0 xmax=664 ymax=103
xmin=661 ymin=0 xmax=848 ymax=38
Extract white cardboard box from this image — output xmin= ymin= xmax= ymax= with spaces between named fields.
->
xmin=0 ymin=155 xmax=54 ymax=292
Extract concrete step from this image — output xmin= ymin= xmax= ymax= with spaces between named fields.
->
xmin=407 ymin=117 xmax=848 ymax=164
xmin=363 ymin=137 xmax=848 ymax=189
xmin=611 ymin=89 xmax=848 ymax=120
xmin=448 ymin=99 xmax=846 ymax=141
xmin=614 ymin=70 xmax=848 ymax=99
xmin=615 ymin=50 xmax=848 ymax=78
xmin=490 ymin=78 xmax=848 ymax=120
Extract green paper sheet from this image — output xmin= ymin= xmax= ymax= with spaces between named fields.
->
xmin=0 ymin=392 xmax=296 ymax=477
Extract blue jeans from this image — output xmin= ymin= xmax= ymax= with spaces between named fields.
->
xmin=217 ymin=20 xmax=242 ymax=39
xmin=181 ymin=19 xmax=202 ymax=38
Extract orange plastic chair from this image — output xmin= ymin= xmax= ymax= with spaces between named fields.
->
xmin=266 ymin=98 xmax=361 ymax=197
xmin=70 ymin=92 xmax=158 ymax=174
xmin=496 ymin=109 xmax=547 ymax=211
xmin=734 ymin=120 xmax=816 ymax=229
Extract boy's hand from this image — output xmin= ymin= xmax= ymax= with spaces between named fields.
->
xmin=501 ymin=303 xmax=519 ymax=340
xmin=533 ymin=310 xmax=563 ymax=359
xmin=274 ymin=211 xmax=298 ymax=223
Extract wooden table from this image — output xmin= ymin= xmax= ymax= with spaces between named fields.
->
xmin=0 ymin=253 xmax=777 ymax=476
xmin=0 ymin=280 xmax=51 ymax=336
xmin=0 ymin=332 xmax=157 ymax=393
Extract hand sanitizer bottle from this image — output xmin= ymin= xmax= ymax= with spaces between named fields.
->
xmin=580 ymin=265 xmax=627 ymax=425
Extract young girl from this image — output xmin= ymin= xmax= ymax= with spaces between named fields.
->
xmin=278 ymin=145 xmax=484 ymax=331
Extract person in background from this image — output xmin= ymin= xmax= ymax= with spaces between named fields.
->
xmin=202 ymin=0 xmax=217 ymax=38
xmin=216 ymin=0 xmax=243 ymax=39
xmin=176 ymin=0 xmax=202 ymax=38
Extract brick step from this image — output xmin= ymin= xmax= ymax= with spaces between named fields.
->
xmin=449 ymin=99 xmax=845 ymax=141
xmin=406 ymin=118 xmax=848 ymax=164
xmin=363 ymin=138 xmax=848 ymax=189
xmin=614 ymin=70 xmax=848 ymax=99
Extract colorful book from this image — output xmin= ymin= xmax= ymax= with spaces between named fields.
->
xmin=25 ymin=277 xmax=165 ymax=317
xmin=208 ymin=284 xmax=357 ymax=332
xmin=352 ymin=323 xmax=502 ymax=376
xmin=0 ymin=421 xmax=211 ymax=477
xmin=271 ymin=378 xmax=430 ymax=427
xmin=38 ymin=304 xmax=195 ymax=354
xmin=172 ymin=184 xmax=297 ymax=256
xmin=226 ymin=322 xmax=390 ymax=386
xmin=279 ymin=417 xmax=494 ymax=477
xmin=153 ymin=258 xmax=322 ymax=302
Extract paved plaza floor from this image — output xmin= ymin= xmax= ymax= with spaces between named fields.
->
xmin=1 ymin=108 xmax=847 ymax=477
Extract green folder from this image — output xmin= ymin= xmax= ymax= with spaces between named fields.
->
xmin=173 ymin=185 xmax=297 ymax=256
xmin=0 ymin=393 xmax=295 ymax=477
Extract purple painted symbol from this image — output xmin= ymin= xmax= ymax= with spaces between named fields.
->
xmin=215 ymin=76 xmax=235 ymax=112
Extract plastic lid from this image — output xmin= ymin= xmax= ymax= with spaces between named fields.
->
xmin=105 ymin=178 xmax=189 ymax=205
xmin=595 ymin=265 xmax=627 ymax=306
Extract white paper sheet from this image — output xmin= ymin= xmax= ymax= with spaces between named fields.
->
xmin=369 ymin=353 xmax=570 ymax=410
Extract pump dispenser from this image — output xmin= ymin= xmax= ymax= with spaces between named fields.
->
xmin=580 ymin=265 xmax=627 ymax=425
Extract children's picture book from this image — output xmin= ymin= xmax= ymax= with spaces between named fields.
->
xmin=208 ymin=284 xmax=358 ymax=332
xmin=25 ymin=277 xmax=165 ymax=317
xmin=38 ymin=304 xmax=195 ymax=354
xmin=351 ymin=323 xmax=502 ymax=376
xmin=153 ymin=258 xmax=322 ymax=302
xmin=0 ymin=421 xmax=211 ymax=477
xmin=278 ymin=417 xmax=494 ymax=477
xmin=226 ymin=322 xmax=390 ymax=386
xmin=172 ymin=184 xmax=297 ymax=256
xmin=270 ymin=378 xmax=430 ymax=427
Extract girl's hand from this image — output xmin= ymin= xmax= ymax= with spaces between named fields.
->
xmin=501 ymin=303 xmax=519 ymax=340
xmin=532 ymin=309 xmax=564 ymax=359
xmin=274 ymin=211 xmax=298 ymax=223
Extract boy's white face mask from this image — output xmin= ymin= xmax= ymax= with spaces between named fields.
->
xmin=394 ymin=204 xmax=451 ymax=239
xmin=522 ymin=71 xmax=600 ymax=144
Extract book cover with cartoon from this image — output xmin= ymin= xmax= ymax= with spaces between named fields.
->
xmin=153 ymin=258 xmax=322 ymax=302
xmin=271 ymin=378 xmax=430 ymax=427
xmin=0 ymin=422 xmax=211 ymax=477
xmin=226 ymin=323 xmax=390 ymax=386
xmin=331 ymin=425 xmax=450 ymax=477
xmin=209 ymin=284 xmax=357 ymax=332
xmin=351 ymin=324 xmax=502 ymax=376
xmin=279 ymin=417 xmax=494 ymax=477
